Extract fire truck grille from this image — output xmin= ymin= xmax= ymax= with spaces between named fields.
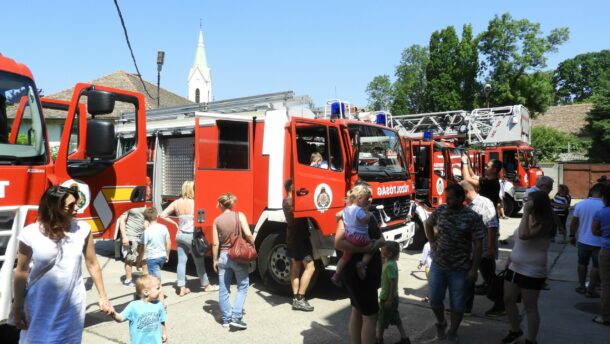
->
xmin=0 ymin=209 xmax=16 ymax=269
xmin=161 ymin=137 xmax=195 ymax=197
xmin=371 ymin=197 xmax=410 ymax=225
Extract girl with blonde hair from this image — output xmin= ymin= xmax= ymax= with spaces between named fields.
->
xmin=161 ymin=180 xmax=218 ymax=296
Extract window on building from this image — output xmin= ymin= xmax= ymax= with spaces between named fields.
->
xmin=195 ymin=88 xmax=200 ymax=103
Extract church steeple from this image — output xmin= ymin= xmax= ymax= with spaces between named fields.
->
xmin=188 ymin=27 xmax=212 ymax=103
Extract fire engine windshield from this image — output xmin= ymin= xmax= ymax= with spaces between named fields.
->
xmin=349 ymin=124 xmax=408 ymax=181
xmin=0 ymin=72 xmax=46 ymax=164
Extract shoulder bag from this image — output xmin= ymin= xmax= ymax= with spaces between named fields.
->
xmin=228 ymin=212 xmax=257 ymax=263
xmin=192 ymin=227 xmax=210 ymax=257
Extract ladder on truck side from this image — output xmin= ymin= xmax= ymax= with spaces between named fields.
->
xmin=392 ymin=105 xmax=531 ymax=146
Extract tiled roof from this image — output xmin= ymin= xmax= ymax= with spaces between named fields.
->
xmin=531 ymin=103 xmax=592 ymax=137
xmin=43 ymin=71 xmax=193 ymax=119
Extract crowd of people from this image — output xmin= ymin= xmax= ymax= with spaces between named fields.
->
xmin=10 ymin=166 xmax=610 ymax=343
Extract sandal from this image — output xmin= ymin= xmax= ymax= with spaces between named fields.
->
xmin=592 ymin=316 xmax=610 ymax=326
xmin=202 ymin=284 xmax=219 ymax=293
xmin=178 ymin=287 xmax=191 ymax=297
xmin=574 ymin=286 xmax=586 ymax=294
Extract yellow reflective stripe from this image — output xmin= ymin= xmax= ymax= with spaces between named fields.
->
xmin=84 ymin=218 xmax=105 ymax=233
xmin=101 ymin=187 xmax=134 ymax=202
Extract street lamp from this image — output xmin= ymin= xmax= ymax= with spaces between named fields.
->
xmin=484 ymin=83 xmax=492 ymax=108
xmin=157 ymin=51 xmax=165 ymax=108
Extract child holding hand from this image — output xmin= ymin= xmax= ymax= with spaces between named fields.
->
xmin=110 ymin=274 xmax=168 ymax=344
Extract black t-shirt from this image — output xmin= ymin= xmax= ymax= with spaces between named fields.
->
xmin=480 ymin=178 xmax=501 ymax=207
xmin=282 ymin=197 xmax=308 ymax=246
xmin=340 ymin=218 xmax=382 ymax=316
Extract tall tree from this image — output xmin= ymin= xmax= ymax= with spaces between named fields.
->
xmin=425 ymin=27 xmax=461 ymax=112
xmin=391 ymin=45 xmax=429 ymax=114
xmin=553 ymin=50 xmax=610 ymax=104
xmin=586 ymin=71 xmax=610 ymax=162
xmin=365 ymin=75 xmax=393 ymax=111
xmin=458 ymin=24 xmax=479 ymax=110
xmin=478 ymin=13 xmax=569 ymax=116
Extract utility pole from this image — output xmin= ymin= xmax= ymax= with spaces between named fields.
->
xmin=157 ymin=51 xmax=165 ymax=108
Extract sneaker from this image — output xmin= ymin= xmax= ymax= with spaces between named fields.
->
xmin=501 ymin=329 xmax=523 ymax=344
xmin=221 ymin=322 xmax=230 ymax=328
xmin=447 ymin=331 xmax=460 ymax=343
xmin=485 ymin=306 xmax=506 ymax=317
xmin=435 ymin=321 xmax=447 ymax=340
xmin=230 ymin=319 xmax=247 ymax=330
xmin=292 ymin=298 xmax=314 ymax=312
xmin=123 ymin=279 xmax=135 ymax=287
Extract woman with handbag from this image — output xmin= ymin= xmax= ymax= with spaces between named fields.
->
xmin=501 ymin=191 xmax=556 ymax=344
xmin=212 ymin=193 xmax=255 ymax=330
xmin=160 ymin=181 xmax=218 ymax=296
xmin=12 ymin=186 xmax=114 ymax=343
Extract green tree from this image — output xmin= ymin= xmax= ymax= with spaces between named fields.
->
xmin=478 ymin=13 xmax=569 ymax=116
xmin=586 ymin=71 xmax=610 ymax=162
xmin=365 ymin=74 xmax=393 ymax=111
xmin=553 ymin=50 xmax=610 ymax=104
xmin=391 ymin=45 xmax=428 ymax=114
xmin=425 ymin=27 xmax=461 ymax=112
xmin=532 ymin=125 xmax=587 ymax=162
xmin=458 ymin=24 xmax=479 ymax=110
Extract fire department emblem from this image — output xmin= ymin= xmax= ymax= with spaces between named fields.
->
xmin=436 ymin=178 xmax=444 ymax=196
xmin=61 ymin=179 xmax=90 ymax=214
xmin=393 ymin=201 xmax=401 ymax=217
xmin=314 ymin=183 xmax=333 ymax=213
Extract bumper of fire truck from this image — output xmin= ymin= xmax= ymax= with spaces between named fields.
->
xmin=380 ymin=221 xmax=416 ymax=249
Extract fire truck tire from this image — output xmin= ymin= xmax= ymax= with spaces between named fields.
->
xmin=504 ymin=194 xmax=516 ymax=216
xmin=407 ymin=219 xmax=426 ymax=250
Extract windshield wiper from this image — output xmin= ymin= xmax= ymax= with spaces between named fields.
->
xmin=0 ymin=155 xmax=22 ymax=164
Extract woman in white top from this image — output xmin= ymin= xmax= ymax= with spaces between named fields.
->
xmin=502 ymin=191 xmax=556 ymax=344
xmin=161 ymin=181 xmax=218 ymax=296
xmin=12 ymin=186 xmax=114 ymax=343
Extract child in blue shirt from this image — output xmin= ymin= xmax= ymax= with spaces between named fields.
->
xmin=110 ymin=275 xmax=168 ymax=343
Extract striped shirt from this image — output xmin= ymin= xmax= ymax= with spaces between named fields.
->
xmin=552 ymin=194 xmax=571 ymax=216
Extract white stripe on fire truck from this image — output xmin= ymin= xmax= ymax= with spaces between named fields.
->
xmin=93 ymin=191 xmax=113 ymax=229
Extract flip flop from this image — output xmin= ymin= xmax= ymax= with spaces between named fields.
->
xmin=202 ymin=284 xmax=219 ymax=293
xmin=592 ymin=316 xmax=610 ymax=326
xmin=178 ymin=287 xmax=191 ymax=297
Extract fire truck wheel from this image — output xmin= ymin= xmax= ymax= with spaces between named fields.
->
xmin=503 ymin=194 xmax=516 ymax=217
xmin=407 ymin=219 xmax=426 ymax=250
xmin=258 ymin=232 xmax=293 ymax=295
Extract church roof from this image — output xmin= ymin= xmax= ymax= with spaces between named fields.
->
xmin=188 ymin=30 xmax=210 ymax=81
xmin=43 ymin=70 xmax=193 ymax=119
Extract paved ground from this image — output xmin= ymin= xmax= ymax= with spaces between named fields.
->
xmin=5 ymin=206 xmax=609 ymax=343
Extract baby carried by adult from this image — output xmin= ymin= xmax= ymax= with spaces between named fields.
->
xmin=332 ymin=184 xmax=374 ymax=285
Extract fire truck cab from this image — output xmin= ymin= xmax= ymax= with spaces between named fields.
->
xmin=0 ymin=53 xmax=148 ymax=323
xmin=117 ymin=94 xmax=416 ymax=294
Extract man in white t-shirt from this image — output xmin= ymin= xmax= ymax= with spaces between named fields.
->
xmin=570 ymin=183 xmax=605 ymax=297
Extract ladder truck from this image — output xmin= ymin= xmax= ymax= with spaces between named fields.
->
xmin=393 ymin=104 xmax=544 ymax=216
xmin=0 ymin=53 xmax=149 ymax=324
xmin=116 ymin=94 xmax=417 ymax=294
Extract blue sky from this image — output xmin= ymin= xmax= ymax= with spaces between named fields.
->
xmin=2 ymin=0 xmax=608 ymax=108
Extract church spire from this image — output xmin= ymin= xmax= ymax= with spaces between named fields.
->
xmin=188 ymin=26 xmax=212 ymax=103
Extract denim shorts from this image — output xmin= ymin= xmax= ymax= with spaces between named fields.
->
xmin=578 ymin=242 xmax=600 ymax=268
xmin=428 ymin=264 xmax=467 ymax=313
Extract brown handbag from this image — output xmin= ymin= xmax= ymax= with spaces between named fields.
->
xmin=228 ymin=212 xmax=257 ymax=263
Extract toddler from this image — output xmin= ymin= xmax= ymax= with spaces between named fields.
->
xmin=110 ymin=275 xmax=168 ymax=343
xmin=332 ymin=184 xmax=373 ymax=285
xmin=378 ymin=241 xmax=410 ymax=344
xmin=418 ymin=241 xmax=433 ymax=303
xmin=137 ymin=208 xmax=170 ymax=282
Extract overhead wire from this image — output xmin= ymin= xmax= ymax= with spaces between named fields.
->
xmin=112 ymin=0 xmax=157 ymax=101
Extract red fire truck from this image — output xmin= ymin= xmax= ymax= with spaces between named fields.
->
xmin=117 ymin=94 xmax=417 ymax=293
xmin=393 ymin=105 xmax=543 ymax=216
xmin=0 ymin=54 xmax=148 ymax=323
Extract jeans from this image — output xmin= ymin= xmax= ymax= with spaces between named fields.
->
xmin=147 ymin=256 xmax=166 ymax=281
xmin=218 ymin=251 xmax=250 ymax=323
xmin=176 ymin=231 xmax=209 ymax=287
xmin=600 ymin=248 xmax=610 ymax=320
xmin=428 ymin=264 xmax=467 ymax=313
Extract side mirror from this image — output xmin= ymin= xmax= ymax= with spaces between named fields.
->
xmin=87 ymin=90 xmax=115 ymax=115
xmin=86 ymin=120 xmax=115 ymax=159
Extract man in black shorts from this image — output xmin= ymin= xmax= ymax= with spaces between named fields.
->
xmin=283 ymin=179 xmax=315 ymax=312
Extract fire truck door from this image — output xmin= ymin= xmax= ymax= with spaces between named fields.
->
xmin=291 ymin=119 xmax=346 ymax=236
xmin=193 ymin=119 xmax=254 ymax=242
xmin=53 ymin=84 xmax=148 ymax=237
